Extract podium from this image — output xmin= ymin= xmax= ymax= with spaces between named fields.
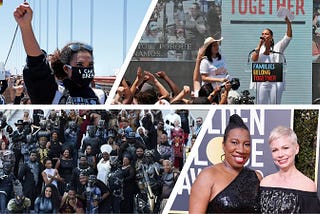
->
xmin=246 ymin=50 xmax=287 ymax=104
xmin=252 ymin=62 xmax=283 ymax=82
xmin=252 ymin=62 xmax=284 ymax=104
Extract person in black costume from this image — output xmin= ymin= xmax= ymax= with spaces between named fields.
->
xmin=189 ymin=114 xmax=262 ymax=213
xmin=260 ymin=126 xmax=320 ymax=213
xmin=11 ymin=119 xmax=27 ymax=177
xmin=18 ymin=150 xmax=42 ymax=210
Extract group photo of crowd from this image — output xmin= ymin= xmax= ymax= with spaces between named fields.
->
xmin=0 ymin=108 xmax=206 ymax=213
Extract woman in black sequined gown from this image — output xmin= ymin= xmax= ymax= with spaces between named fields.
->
xmin=260 ymin=126 xmax=320 ymax=213
xmin=189 ymin=114 xmax=262 ymax=213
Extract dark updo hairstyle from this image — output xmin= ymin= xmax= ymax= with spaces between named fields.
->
xmin=265 ymin=28 xmax=275 ymax=50
xmin=223 ymin=114 xmax=249 ymax=144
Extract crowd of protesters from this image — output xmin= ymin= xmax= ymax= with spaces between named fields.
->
xmin=0 ymin=109 xmax=202 ymax=213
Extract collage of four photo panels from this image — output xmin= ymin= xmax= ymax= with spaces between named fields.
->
xmin=1 ymin=0 xmax=320 ymax=213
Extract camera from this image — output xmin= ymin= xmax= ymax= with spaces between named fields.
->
xmin=221 ymin=78 xmax=240 ymax=90
xmin=234 ymin=90 xmax=255 ymax=104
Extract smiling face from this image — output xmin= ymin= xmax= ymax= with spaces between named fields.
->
xmin=223 ymin=128 xmax=251 ymax=170
xmin=44 ymin=186 xmax=52 ymax=198
xmin=270 ymin=136 xmax=298 ymax=170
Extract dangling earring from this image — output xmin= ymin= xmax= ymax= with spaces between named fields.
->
xmin=220 ymin=154 xmax=225 ymax=162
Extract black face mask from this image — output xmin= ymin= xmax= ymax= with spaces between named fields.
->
xmin=70 ymin=66 xmax=94 ymax=87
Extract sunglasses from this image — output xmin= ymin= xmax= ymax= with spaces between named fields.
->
xmin=68 ymin=43 xmax=93 ymax=53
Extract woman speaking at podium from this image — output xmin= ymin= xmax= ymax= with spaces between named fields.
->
xmin=251 ymin=15 xmax=292 ymax=104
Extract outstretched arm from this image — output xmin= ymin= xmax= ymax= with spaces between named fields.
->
xmin=193 ymin=47 xmax=205 ymax=93
xmin=156 ymin=71 xmax=180 ymax=97
xmin=144 ymin=71 xmax=170 ymax=100
xmin=14 ymin=2 xmax=42 ymax=56
xmin=130 ymin=67 xmax=145 ymax=95
xmin=285 ymin=16 xmax=292 ymax=38
xmin=170 ymin=85 xmax=190 ymax=104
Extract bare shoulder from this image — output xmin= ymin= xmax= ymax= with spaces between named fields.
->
xmin=192 ymin=164 xmax=221 ymax=188
xmin=197 ymin=165 xmax=219 ymax=180
xmin=297 ymin=171 xmax=317 ymax=192
xmin=259 ymin=173 xmax=275 ymax=186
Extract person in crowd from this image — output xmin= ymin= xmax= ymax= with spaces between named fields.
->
xmin=46 ymin=130 xmax=63 ymax=167
xmin=84 ymin=145 xmax=97 ymax=172
xmin=0 ymin=162 xmax=16 ymax=213
xmin=18 ymin=150 xmax=42 ymax=210
xmin=59 ymin=187 xmax=84 ymax=214
xmin=120 ymin=154 xmax=136 ymax=213
xmin=84 ymin=175 xmax=102 ymax=214
xmin=106 ymin=132 xmax=120 ymax=156
xmin=35 ymin=120 xmax=51 ymax=144
xmin=42 ymin=158 xmax=63 ymax=190
xmin=136 ymin=126 xmax=151 ymax=148
xmin=34 ymin=184 xmax=60 ymax=214
xmin=171 ymin=119 xmax=185 ymax=171
xmin=194 ymin=116 xmax=203 ymax=136
xmin=70 ymin=155 xmax=95 ymax=190
xmin=14 ymin=2 xmax=106 ymax=104
xmin=184 ymin=2 xmax=207 ymax=60
xmin=157 ymin=133 xmax=174 ymax=164
xmin=260 ymin=126 xmax=320 ymax=213
xmin=156 ymin=120 xmax=167 ymax=144
xmin=0 ymin=140 xmax=8 ymax=153
xmin=11 ymin=119 xmax=27 ymax=177
xmin=32 ymin=109 xmax=45 ymax=127
xmin=96 ymin=144 xmax=112 ymax=186
xmin=7 ymin=191 xmax=31 ymax=214
xmin=95 ymin=119 xmax=108 ymax=145
xmin=135 ymin=149 xmax=162 ymax=213
xmin=251 ymin=16 xmax=292 ymax=104
xmin=141 ymin=21 xmax=162 ymax=43
xmin=119 ymin=131 xmax=145 ymax=162
xmin=64 ymin=121 xmax=79 ymax=167
xmin=81 ymin=125 xmax=100 ymax=158
xmin=159 ymin=160 xmax=179 ymax=213
xmin=37 ymin=136 xmax=49 ymax=166
xmin=55 ymin=148 xmax=74 ymax=195
xmin=189 ymin=114 xmax=262 ymax=213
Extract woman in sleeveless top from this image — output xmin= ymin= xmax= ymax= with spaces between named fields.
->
xmin=55 ymin=148 xmax=74 ymax=195
xmin=42 ymin=158 xmax=63 ymax=190
xmin=260 ymin=126 xmax=320 ymax=213
xmin=189 ymin=114 xmax=262 ymax=213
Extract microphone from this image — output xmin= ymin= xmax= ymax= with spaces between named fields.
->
xmin=260 ymin=36 xmax=264 ymax=40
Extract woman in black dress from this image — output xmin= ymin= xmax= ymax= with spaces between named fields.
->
xmin=189 ymin=114 xmax=262 ymax=213
xmin=55 ymin=148 xmax=74 ymax=195
xmin=260 ymin=126 xmax=320 ymax=213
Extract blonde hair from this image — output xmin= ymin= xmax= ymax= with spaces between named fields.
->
xmin=268 ymin=126 xmax=297 ymax=145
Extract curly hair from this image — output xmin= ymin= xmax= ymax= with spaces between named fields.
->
xmin=49 ymin=42 xmax=93 ymax=80
xmin=40 ymin=184 xmax=61 ymax=211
